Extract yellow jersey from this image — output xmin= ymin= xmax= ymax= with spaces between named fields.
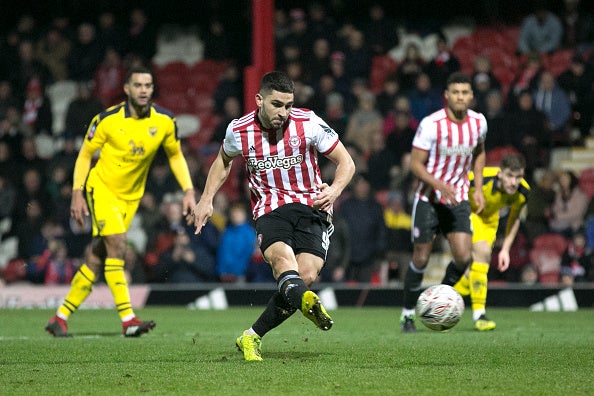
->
xmin=469 ymin=167 xmax=530 ymax=235
xmin=75 ymin=102 xmax=193 ymax=200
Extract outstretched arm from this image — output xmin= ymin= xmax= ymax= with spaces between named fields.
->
xmin=193 ymin=147 xmax=234 ymax=234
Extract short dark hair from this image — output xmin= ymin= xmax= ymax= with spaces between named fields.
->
xmin=446 ymin=72 xmax=472 ymax=87
xmin=125 ymin=66 xmax=153 ymax=83
xmin=500 ymin=153 xmax=526 ymax=171
xmin=260 ymin=71 xmax=294 ymax=95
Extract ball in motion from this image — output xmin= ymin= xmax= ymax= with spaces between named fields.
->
xmin=415 ymin=284 xmax=464 ymax=331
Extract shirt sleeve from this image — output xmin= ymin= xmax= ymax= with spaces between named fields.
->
xmin=411 ymin=117 xmax=435 ymax=151
xmin=222 ymin=120 xmax=242 ymax=157
xmin=310 ymin=111 xmax=339 ymax=155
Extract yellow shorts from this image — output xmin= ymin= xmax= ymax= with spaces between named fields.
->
xmin=471 ymin=212 xmax=499 ymax=246
xmin=85 ymin=173 xmax=140 ymax=237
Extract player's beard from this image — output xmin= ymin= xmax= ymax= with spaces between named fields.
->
xmin=129 ymin=96 xmax=150 ymax=116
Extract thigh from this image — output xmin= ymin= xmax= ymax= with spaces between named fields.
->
xmin=437 ymin=201 xmax=472 ymax=235
xmin=471 ymin=213 xmax=498 ymax=246
xmin=86 ymin=177 xmax=140 ymax=237
xmin=412 ymin=199 xmax=439 ymax=243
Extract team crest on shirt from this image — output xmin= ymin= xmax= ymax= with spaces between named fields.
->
xmin=87 ymin=122 xmax=97 ymax=141
xmin=148 ymin=127 xmax=158 ymax=136
xmin=288 ymin=136 xmax=301 ymax=149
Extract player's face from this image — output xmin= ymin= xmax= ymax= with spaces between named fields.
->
xmin=124 ymin=73 xmax=154 ymax=108
xmin=498 ymin=168 xmax=524 ymax=195
xmin=256 ymin=90 xmax=294 ymax=130
xmin=444 ymin=82 xmax=473 ymax=118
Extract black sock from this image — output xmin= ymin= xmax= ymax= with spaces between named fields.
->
xmin=441 ymin=260 xmax=468 ymax=286
xmin=403 ymin=262 xmax=425 ymax=310
xmin=277 ymin=270 xmax=308 ymax=310
xmin=252 ymin=291 xmax=297 ymax=337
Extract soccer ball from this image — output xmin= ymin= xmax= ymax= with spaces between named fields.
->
xmin=415 ymin=284 xmax=464 ymax=331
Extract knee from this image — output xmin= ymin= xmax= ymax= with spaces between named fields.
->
xmin=103 ymin=235 xmax=127 ymax=257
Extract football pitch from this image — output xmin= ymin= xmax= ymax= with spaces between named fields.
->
xmin=1 ymin=307 xmax=593 ymax=395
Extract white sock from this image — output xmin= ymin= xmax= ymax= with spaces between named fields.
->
xmin=473 ymin=310 xmax=485 ymax=321
xmin=402 ymin=308 xmax=415 ymax=317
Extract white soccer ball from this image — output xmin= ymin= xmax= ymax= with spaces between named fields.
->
xmin=415 ymin=284 xmax=465 ymax=331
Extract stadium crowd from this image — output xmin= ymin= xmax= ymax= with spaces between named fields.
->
xmin=0 ymin=1 xmax=594 ymax=287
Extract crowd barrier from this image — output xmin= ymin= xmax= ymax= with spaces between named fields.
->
xmin=1 ymin=283 xmax=592 ymax=311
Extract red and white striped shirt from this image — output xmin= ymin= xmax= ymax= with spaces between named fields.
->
xmin=223 ymin=108 xmax=340 ymax=219
xmin=412 ymin=108 xmax=487 ymax=204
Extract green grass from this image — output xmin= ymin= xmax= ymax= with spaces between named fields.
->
xmin=1 ymin=307 xmax=593 ymax=395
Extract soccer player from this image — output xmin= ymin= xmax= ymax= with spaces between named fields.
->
xmin=400 ymin=72 xmax=487 ymax=333
xmin=454 ymin=153 xmax=530 ymax=330
xmin=45 ymin=66 xmax=196 ymax=337
xmin=192 ymin=71 xmax=355 ymax=361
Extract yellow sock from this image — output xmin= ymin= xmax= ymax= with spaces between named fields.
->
xmin=104 ymin=257 xmax=134 ymax=320
xmin=469 ymin=262 xmax=490 ymax=313
xmin=453 ymin=274 xmax=470 ymax=297
xmin=57 ymin=264 xmax=96 ymax=319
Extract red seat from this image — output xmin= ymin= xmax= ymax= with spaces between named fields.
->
xmin=532 ymin=233 xmax=568 ymax=255
xmin=579 ymin=167 xmax=594 ymax=198
xmin=529 ymin=233 xmax=568 ymax=284
xmin=485 ymin=145 xmax=520 ymax=166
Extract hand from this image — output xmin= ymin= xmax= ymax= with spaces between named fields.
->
xmin=437 ymin=183 xmax=458 ymax=205
xmin=192 ymin=200 xmax=213 ymax=235
xmin=70 ymin=190 xmax=89 ymax=227
xmin=473 ymin=189 xmax=485 ymax=214
xmin=497 ymin=250 xmax=510 ymax=272
xmin=313 ymin=183 xmax=339 ymax=212
xmin=182 ymin=189 xmax=197 ymax=225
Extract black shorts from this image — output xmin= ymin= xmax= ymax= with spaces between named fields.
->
xmin=412 ymin=199 xmax=471 ymax=243
xmin=255 ymin=203 xmax=333 ymax=261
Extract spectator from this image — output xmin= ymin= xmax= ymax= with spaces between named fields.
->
xmin=68 ymin=22 xmax=104 ymax=82
xmin=375 ymin=74 xmax=401 ymax=116
xmin=559 ymin=0 xmax=594 ymax=51
xmin=10 ymin=40 xmax=51 ymax=98
xmin=343 ymin=29 xmax=372 ymax=82
xmin=13 ymin=198 xmax=45 ymax=261
xmin=506 ymin=89 xmax=550 ymax=181
xmin=92 ymin=47 xmax=125 ymax=108
xmin=385 ymin=108 xmax=416 ymax=165
xmin=35 ymin=27 xmax=71 ymax=82
xmin=408 ymin=73 xmax=443 ymax=122
xmin=549 ymin=170 xmax=589 ymax=237
xmin=557 ymin=55 xmax=594 ymax=145
xmin=0 ymin=172 xmax=16 ymax=223
xmin=328 ymin=51 xmax=351 ymax=99
xmin=305 ymin=37 xmax=332 ymax=86
xmin=307 ymin=2 xmax=337 ymax=42
xmin=507 ymin=51 xmax=545 ymax=109
xmin=424 ymin=32 xmax=460 ymax=91
xmin=471 ymin=55 xmax=501 ymax=94
xmin=96 ymin=11 xmax=126 ymax=54
xmin=210 ymin=96 xmax=242 ymax=146
xmin=216 ymin=201 xmax=256 ymax=283
xmin=483 ymin=89 xmax=512 ymax=151
xmin=517 ymin=0 xmax=563 ymax=55
xmin=560 ymin=229 xmax=590 ymax=284
xmin=533 ymin=70 xmax=572 ymax=145
xmin=366 ymin=132 xmax=397 ymax=191
xmin=32 ymin=238 xmax=79 ymax=285
xmin=21 ymin=77 xmax=52 ymax=135
xmin=524 ymin=169 xmax=557 ymax=240
xmin=338 ymin=173 xmax=387 ymax=282
xmin=383 ymin=189 xmax=413 ymax=279
xmin=0 ymin=80 xmax=20 ymax=120
xmin=64 ymin=81 xmax=103 ymax=136
xmin=396 ymin=43 xmax=425 ymax=94
xmin=362 ymin=3 xmax=399 ymax=56
xmin=155 ymin=228 xmax=200 ymax=283
xmin=212 ymin=62 xmax=243 ymax=116
xmin=344 ymin=89 xmax=383 ymax=156
xmin=48 ymin=133 xmax=79 ymax=176
xmin=203 ymin=17 xmax=233 ymax=61
xmin=124 ymin=8 xmax=157 ymax=62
